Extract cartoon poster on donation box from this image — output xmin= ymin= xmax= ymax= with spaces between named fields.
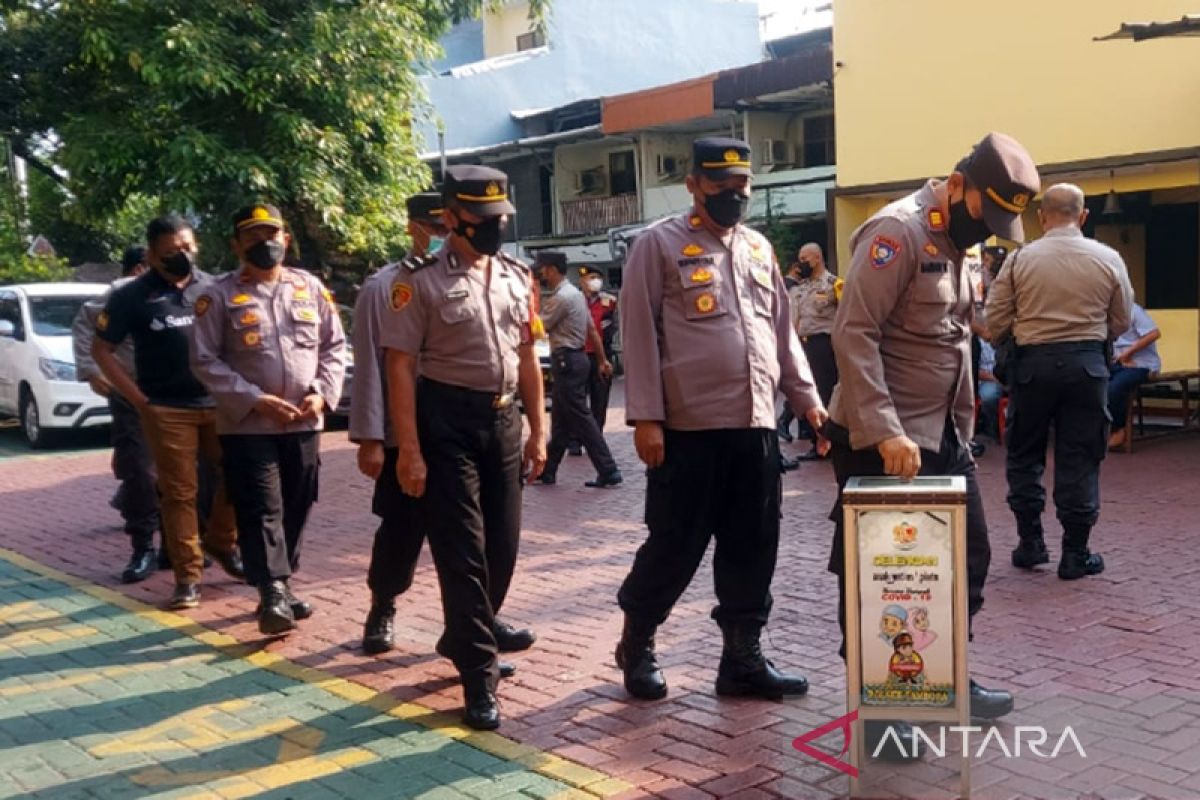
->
xmin=857 ymin=510 xmax=955 ymax=707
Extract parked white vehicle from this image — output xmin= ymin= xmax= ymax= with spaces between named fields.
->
xmin=0 ymin=283 xmax=111 ymax=448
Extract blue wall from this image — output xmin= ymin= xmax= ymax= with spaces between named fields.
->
xmin=431 ymin=18 xmax=485 ymax=73
xmin=420 ymin=0 xmax=764 ymax=155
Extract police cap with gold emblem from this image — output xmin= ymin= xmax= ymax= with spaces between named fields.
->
xmin=443 ymin=165 xmax=515 ymax=217
xmin=693 ymin=136 xmax=753 ymax=180
xmin=232 ymin=203 xmax=284 ymax=234
xmin=406 ymin=191 xmax=444 ymax=225
xmin=957 ymin=132 xmax=1040 ymax=242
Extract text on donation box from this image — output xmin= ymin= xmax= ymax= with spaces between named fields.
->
xmin=857 ymin=510 xmax=955 ymax=708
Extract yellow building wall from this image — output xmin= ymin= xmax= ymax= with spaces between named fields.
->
xmin=1149 ymin=310 xmax=1200 ymax=374
xmin=483 ymin=2 xmax=536 ymax=59
xmin=832 ymin=0 xmax=1200 ymax=188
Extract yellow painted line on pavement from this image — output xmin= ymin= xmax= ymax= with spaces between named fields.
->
xmin=0 ymin=547 xmax=632 ymax=798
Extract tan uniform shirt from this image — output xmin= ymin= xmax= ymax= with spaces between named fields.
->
xmin=348 ymin=261 xmax=405 ymax=447
xmin=379 ymin=250 xmax=535 ymax=394
xmin=189 ymin=267 xmax=347 ymax=434
xmin=984 ymin=226 xmax=1133 ymax=347
xmin=620 ymin=211 xmax=821 ymax=431
xmin=829 ymin=180 xmax=975 ymax=452
xmin=542 ymin=279 xmax=589 ymax=351
xmin=73 ymin=277 xmax=136 ymax=381
xmin=790 ymin=272 xmax=839 ymax=338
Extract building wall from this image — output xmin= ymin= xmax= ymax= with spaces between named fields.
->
xmin=832 ymin=0 xmax=1200 ymax=189
xmin=483 ymin=2 xmax=537 ymax=59
xmin=420 ymin=0 xmax=763 ymax=154
xmin=432 ymin=19 xmax=485 ymax=72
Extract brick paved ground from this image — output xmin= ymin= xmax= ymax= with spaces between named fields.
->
xmin=2 ymin=382 xmax=1200 ymax=799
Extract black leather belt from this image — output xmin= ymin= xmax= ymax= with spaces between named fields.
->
xmin=1016 ymin=340 xmax=1105 ymax=355
xmin=551 ymin=346 xmax=584 ymax=356
xmin=418 ymin=378 xmax=516 ymax=410
xmin=799 ymin=332 xmax=831 ymax=344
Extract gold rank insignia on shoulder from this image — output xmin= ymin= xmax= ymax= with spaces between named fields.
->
xmin=239 ymin=310 xmax=259 ymax=326
xmin=243 ymin=330 xmax=261 ymax=347
xmin=195 ymin=296 xmax=211 ymax=317
xmin=682 ymin=243 xmax=704 ymax=257
xmin=231 ymin=293 xmax=251 ymax=305
xmin=927 ymin=208 xmax=946 ymax=231
xmin=390 ymin=281 xmax=413 ymax=312
xmin=96 ymin=311 xmax=109 ymax=331
xmin=321 ymin=287 xmax=334 ymax=303
xmin=694 ymin=292 xmax=717 ymax=314
xmin=688 ymin=215 xmax=703 ymax=229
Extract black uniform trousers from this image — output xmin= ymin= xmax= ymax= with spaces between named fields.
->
xmin=801 ymin=333 xmax=839 ymax=407
xmin=416 ymin=379 xmax=522 ymax=690
xmin=1005 ymin=341 xmax=1109 ymax=546
xmin=586 ymin=352 xmax=612 ymax=430
xmin=825 ymin=419 xmax=991 ymax=657
xmin=618 ymin=428 xmax=780 ymax=628
xmin=109 ymin=393 xmax=159 ymax=551
xmin=219 ymin=432 xmax=320 ymax=587
xmin=545 ymin=349 xmax=617 ymax=477
xmin=366 ymin=447 xmax=425 ymax=600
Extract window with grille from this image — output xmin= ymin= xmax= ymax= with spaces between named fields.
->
xmin=802 ymin=115 xmax=835 ymax=168
xmin=516 ymin=29 xmax=545 ymax=51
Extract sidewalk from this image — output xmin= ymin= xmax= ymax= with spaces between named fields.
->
xmin=2 ymin=384 xmax=1199 ymax=799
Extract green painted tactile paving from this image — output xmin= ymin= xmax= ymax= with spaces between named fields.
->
xmin=0 ymin=557 xmax=586 ymax=800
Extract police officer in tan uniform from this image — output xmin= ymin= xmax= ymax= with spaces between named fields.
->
xmin=381 ymin=166 xmax=546 ymax=731
xmin=789 ymin=242 xmax=840 ymax=460
xmin=190 ymin=204 xmax=346 ymax=636
xmin=985 ymin=183 xmax=1133 ymax=580
xmin=827 ymin=134 xmax=1037 ymax=749
xmin=616 ymin=137 xmax=825 ymax=703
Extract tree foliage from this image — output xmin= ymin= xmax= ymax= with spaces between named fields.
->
xmin=2 ymin=0 xmax=547 ymax=273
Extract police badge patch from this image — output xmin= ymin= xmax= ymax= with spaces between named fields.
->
xmin=870 ymin=236 xmax=901 ymax=269
xmin=390 ymin=281 xmax=413 ymax=312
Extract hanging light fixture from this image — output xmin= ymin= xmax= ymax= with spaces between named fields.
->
xmin=1102 ymin=170 xmax=1122 ymax=216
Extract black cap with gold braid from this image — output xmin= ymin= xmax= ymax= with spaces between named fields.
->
xmin=693 ymin=136 xmax=753 ymax=179
xmin=442 ymin=165 xmax=515 ymax=217
xmin=405 ymin=191 xmax=444 ymax=225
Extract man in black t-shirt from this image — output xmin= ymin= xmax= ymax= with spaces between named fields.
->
xmin=92 ymin=215 xmax=243 ymax=610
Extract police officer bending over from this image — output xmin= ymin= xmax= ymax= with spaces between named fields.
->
xmin=985 ymin=183 xmax=1132 ymax=580
xmin=616 ymin=137 xmax=825 ymax=703
xmin=382 ymin=166 xmax=546 ymax=731
xmin=827 ymin=133 xmax=1036 ymax=757
xmin=190 ymin=204 xmax=346 ymax=636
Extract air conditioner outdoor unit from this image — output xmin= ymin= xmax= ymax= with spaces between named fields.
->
xmin=761 ymin=138 xmax=790 ymax=166
xmin=656 ymin=154 xmax=683 ymax=178
xmin=576 ymin=167 xmax=607 ymax=195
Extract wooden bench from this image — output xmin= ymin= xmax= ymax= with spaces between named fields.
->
xmin=1124 ymin=370 xmax=1200 ymax=453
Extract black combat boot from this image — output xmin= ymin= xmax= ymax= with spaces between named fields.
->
xmin=714 ymin=620 xmax=808 ymax=700
xmin=257 ymin=580 xmax=296 ymax=636
xmin=362 ymin=596 xmax=396 ymax=654
xmin=121 ymin=547 xmax=156 ymax=584
xmin=1059 ymin=525 xmax=1104 ymax=580
xmin=969 ymin=679 xmax=1014 ymax=719
xmin=282 ymin=580 xmax=313 ymax=619
xmin=614 ymin=616 xmax=667 ymax=700
xmin=461 ymin=675 xmax=500 ymax=730
xmin=1011 ymin=514 xmax=1050 ymax=569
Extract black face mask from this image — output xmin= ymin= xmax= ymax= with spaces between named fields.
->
xmin=798 ymin=263 xmax=814 ymax=279
xmin=246 ymin=239 xmax=286 ymax=269
xmin=703 ymin=189 xmax=750 ymax=228
xmin=948 ymin=197 xmax=992 ymax=252
xmin=161 ymin=251 xmax=194 ymax=278
xmin=455 ymin=215 xmax=505 ymax=256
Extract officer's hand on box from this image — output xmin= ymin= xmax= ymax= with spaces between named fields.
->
xmin=878 ymin=435 xmax=922 ymax=480
xmin=255 ymin=394 xmax=302 ymax=425
xmin=396 ymin=443 xmax=427 ymax=497
xmin=634 ymin=421 xmax=665 ymax=468
xmin=523 ymin=433 xmax=547 ymax=484
xmin=357 ymin=441 xmax=385 ymax=480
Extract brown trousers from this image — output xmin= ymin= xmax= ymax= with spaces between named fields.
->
xmin=141 ymin=404 xmax=237 ymax=584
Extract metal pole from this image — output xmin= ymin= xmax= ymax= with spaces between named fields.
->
xmin=438 ymin=125 xmax=447 ymax=182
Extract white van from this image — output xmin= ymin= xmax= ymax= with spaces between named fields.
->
xmin=0 ymin=283 xmax=111 ymax=447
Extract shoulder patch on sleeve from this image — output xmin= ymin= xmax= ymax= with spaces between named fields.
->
xmin=96 ymin=310 xmax=109 ymax=331
xmin=870 ymin=235 xmax=902 ymax=269
xmin=389 ymin=280 xmax=414 ymax=312
xmin=195 ymin=295 xmax=211 ymax=317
